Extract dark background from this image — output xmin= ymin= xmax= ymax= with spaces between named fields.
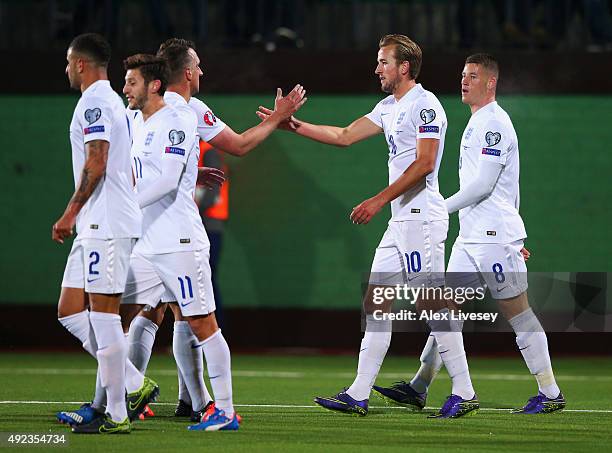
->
xmin=1 ymin=0 xmax=611 ymax=354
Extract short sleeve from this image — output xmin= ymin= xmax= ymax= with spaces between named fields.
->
xmin=412 ymin=96 xmax=443 ymax=140
xmin=364 ymin=100 xmax=384 ymax=128
xmin=80 ymin=96 xmax=112 ymax=144
xmin=477 ymin=119 xmax=510 ymax=165
xmin=188 ymin=97 xmax=226 ymax=142
xmin=162 ymin=112 xmax=195 ymax=165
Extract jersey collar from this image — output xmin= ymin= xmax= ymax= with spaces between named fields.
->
xmin=472 ymin=100 xmax=498 ymax=120
xmin=164 ymin=90 xmax=188 ymax=106
xmin=395 ymin=83 xmax=424 ymax=105
xmin=82 ymin=79 xmax=110 ymax=96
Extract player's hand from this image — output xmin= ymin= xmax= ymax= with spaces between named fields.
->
xmin=52 ymin=213 xmax=76 ymax=244
xmin=256 ymin=105 xmax=300 ymax=131
xmin=197 ymin=166 xmax=225 ymax=189
xmin=272 ymin=85 xmax=307 ymax=120
xmin=350 ymin=196 xmax=385 ymax=225
xmin=520 ymin=247 xmax=531 ymax=261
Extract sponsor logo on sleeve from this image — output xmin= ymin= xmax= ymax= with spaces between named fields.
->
xmin=203 ymin=110 xmax=217 ymax=126
xmin=84 ymin=108 xmax=102 ymax=124
xmin=420 ymin=109 xmax=436 ymax=124
xmin=486 ymin=230 xmax=497 ymax=236
xmin=84 ymin=125 xmax=105 ymax=134
xmin=165 ymin=146 xmax=185 ymax=156
xmin=419 ymin=125 xmax=439 ymax=133
xmin=482 ymin=148 xmax=501 ymax=156
xmin=485 ymin=131 xmax=501 ymax=146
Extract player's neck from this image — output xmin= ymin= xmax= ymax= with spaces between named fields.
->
xmin=470 ymin=96 xmax=496 ymax=114
xmin=166 ymin=84 xmax=191 ymax=103
xmin=80 ymin=71 xmax=108 ymax=93
xmin=141 ymin=97 xmax=166 ymax=122
xmin=393 ymin=79 xmax=417 ymax=101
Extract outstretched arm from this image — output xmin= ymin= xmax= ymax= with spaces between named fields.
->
xmin=256 ymin=107 xmax=382 ymax=147
xmin=209 ymin=84 xmax=307 ymax=156
xmin=52 ymin=140 xmax=108 ymax=243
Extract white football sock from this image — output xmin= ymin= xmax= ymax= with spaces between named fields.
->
xmin=429 ymin=309 xmax=474 ymax=399
xmin=346 ymin=315 xmax=392 ymax=401
xmin=410 ymin=334 xmax=443 ymax=394
xmin=59 ymin=310 xmax=107 ymax=409
xmin=128 ymin=316 xmax=159 ymax=373
xmin=509 ymin=308 xmax=561 ymax=398
xmin=89 ymin=311 xmax=128 ymax=423
xmin=173 ymin=321 xmax=212 ymax=411
xmin=91 ymin=366 xmax=106 ymax=411
xmin=174 ymin=322 xmax=191 ymax=404
xmin=59 ymin=310 xmax=93 ymax=354
xmin=201 ymin=329 xmax=234 ymax=417
xmin=177 ymin=368 xmax=191 ymax=405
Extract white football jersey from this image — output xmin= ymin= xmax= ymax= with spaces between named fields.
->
xmin=130 ymin=102 xmax=208 ymax=254
xmin=188 ymin=96 xmax=227 ymax=142
xmin=366 ymin=84 xmax=448 ymax=222
xmin=456 ymin=101 xmax=526 ymax=243
xmin=69 ymin=80 xmax=141 ymax=239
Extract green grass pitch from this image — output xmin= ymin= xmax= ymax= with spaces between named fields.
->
xmin=0 ymin=353 xmax=611 ymax=452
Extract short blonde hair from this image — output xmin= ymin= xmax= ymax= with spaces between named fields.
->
xmin=379 ymin=34 xmax=422 ymax=80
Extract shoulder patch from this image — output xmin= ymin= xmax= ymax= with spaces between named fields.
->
xmin=485 ymin=131 xmax=501 ymax=146
xmin=84 ymin=108 xmax=102 ymax=125
xmin=420 ymin=109 xmax=436 ymax=124
xmin=203 ymin=110 xmax=217 ymax=126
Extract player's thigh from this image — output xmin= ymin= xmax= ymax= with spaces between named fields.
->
xmin=369 ymin=224 xmax=405 ymax=287
xmin=60 ymin=238 xmax=85 ymax=290
xmin=446 ymin=239 xmax=484 ymax=296
xmin=82 ymin=238 xmax=135 ymax=295
xmin=59 ymin=239 xmax=88 ymax=317
xmin=392 ymin=220 xmax=447 ymax=286
xmin=469 ymin=240 xmax=528 ymax=300
xmin=121 ymin=252 xmax=166 ymax=309
xmin=151 ymin=249 xmax=216 ymax=318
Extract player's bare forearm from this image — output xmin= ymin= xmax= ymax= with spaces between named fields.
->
xmin=52 ymin=140 xmax=108 ymax=243
xmin=350 ymin=139 xmax=438 ymax=225
xmin=67 ymin=141 xmax=108 ymax=213
xmin=379 ymin=159 xmax=434 ymax=205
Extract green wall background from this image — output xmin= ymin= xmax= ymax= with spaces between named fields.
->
xmin=1 ymin=94 xmax=610 ymax=307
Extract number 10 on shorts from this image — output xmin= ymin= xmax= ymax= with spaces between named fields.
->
xmin=405 ymin=251 xmax=422 ymax=273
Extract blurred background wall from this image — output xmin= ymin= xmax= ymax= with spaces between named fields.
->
xmin=1 ymin=0 xmax=610 ymax=350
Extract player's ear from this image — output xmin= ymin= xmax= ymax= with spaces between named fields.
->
xmin=150 ymin=79 xmax=161 ymax=94
xmin=488 ymin=76 xmax=497 ymax=91
xmin=401 ymin=61 xmax=409 ymax=76
xmin=185 ymin=67 xmax=192 ymax=82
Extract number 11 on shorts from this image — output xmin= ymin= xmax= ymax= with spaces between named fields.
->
xmin=178 ymin=276 xmax=193 ymax=299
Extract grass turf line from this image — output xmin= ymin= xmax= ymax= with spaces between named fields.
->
xmin=0 ymin=353 xmax=610 ymax=452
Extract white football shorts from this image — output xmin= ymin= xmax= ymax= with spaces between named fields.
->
xmin=446 ymin=239 xmax=528 ymax=300
xmin=61 ymin=238 xmax=135 ymax=294
xmin=369 ymin=220 xmax=448 ymax=287
xmin=121 ymin=248 xmax=215 ymax=317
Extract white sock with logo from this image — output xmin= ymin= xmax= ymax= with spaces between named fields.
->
xmin=201 ymin=329 xmax=234 ymax=418
xmin=127 ymin=316 xmax=159 ymax=373
xmin=410 ymin=334 xmax=443 ymax=394
xmin=509 ymin=308 xmax=561 ymax=398
xmin=173 ymin=321 xmax=212 ymax=412
xmin=429 ymin=309 xmax=474 ymax=399
xmin=89 ymin=311 xmax=128 ymax=423
xmin=346 ymin=315 xmax=392 ymax=401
